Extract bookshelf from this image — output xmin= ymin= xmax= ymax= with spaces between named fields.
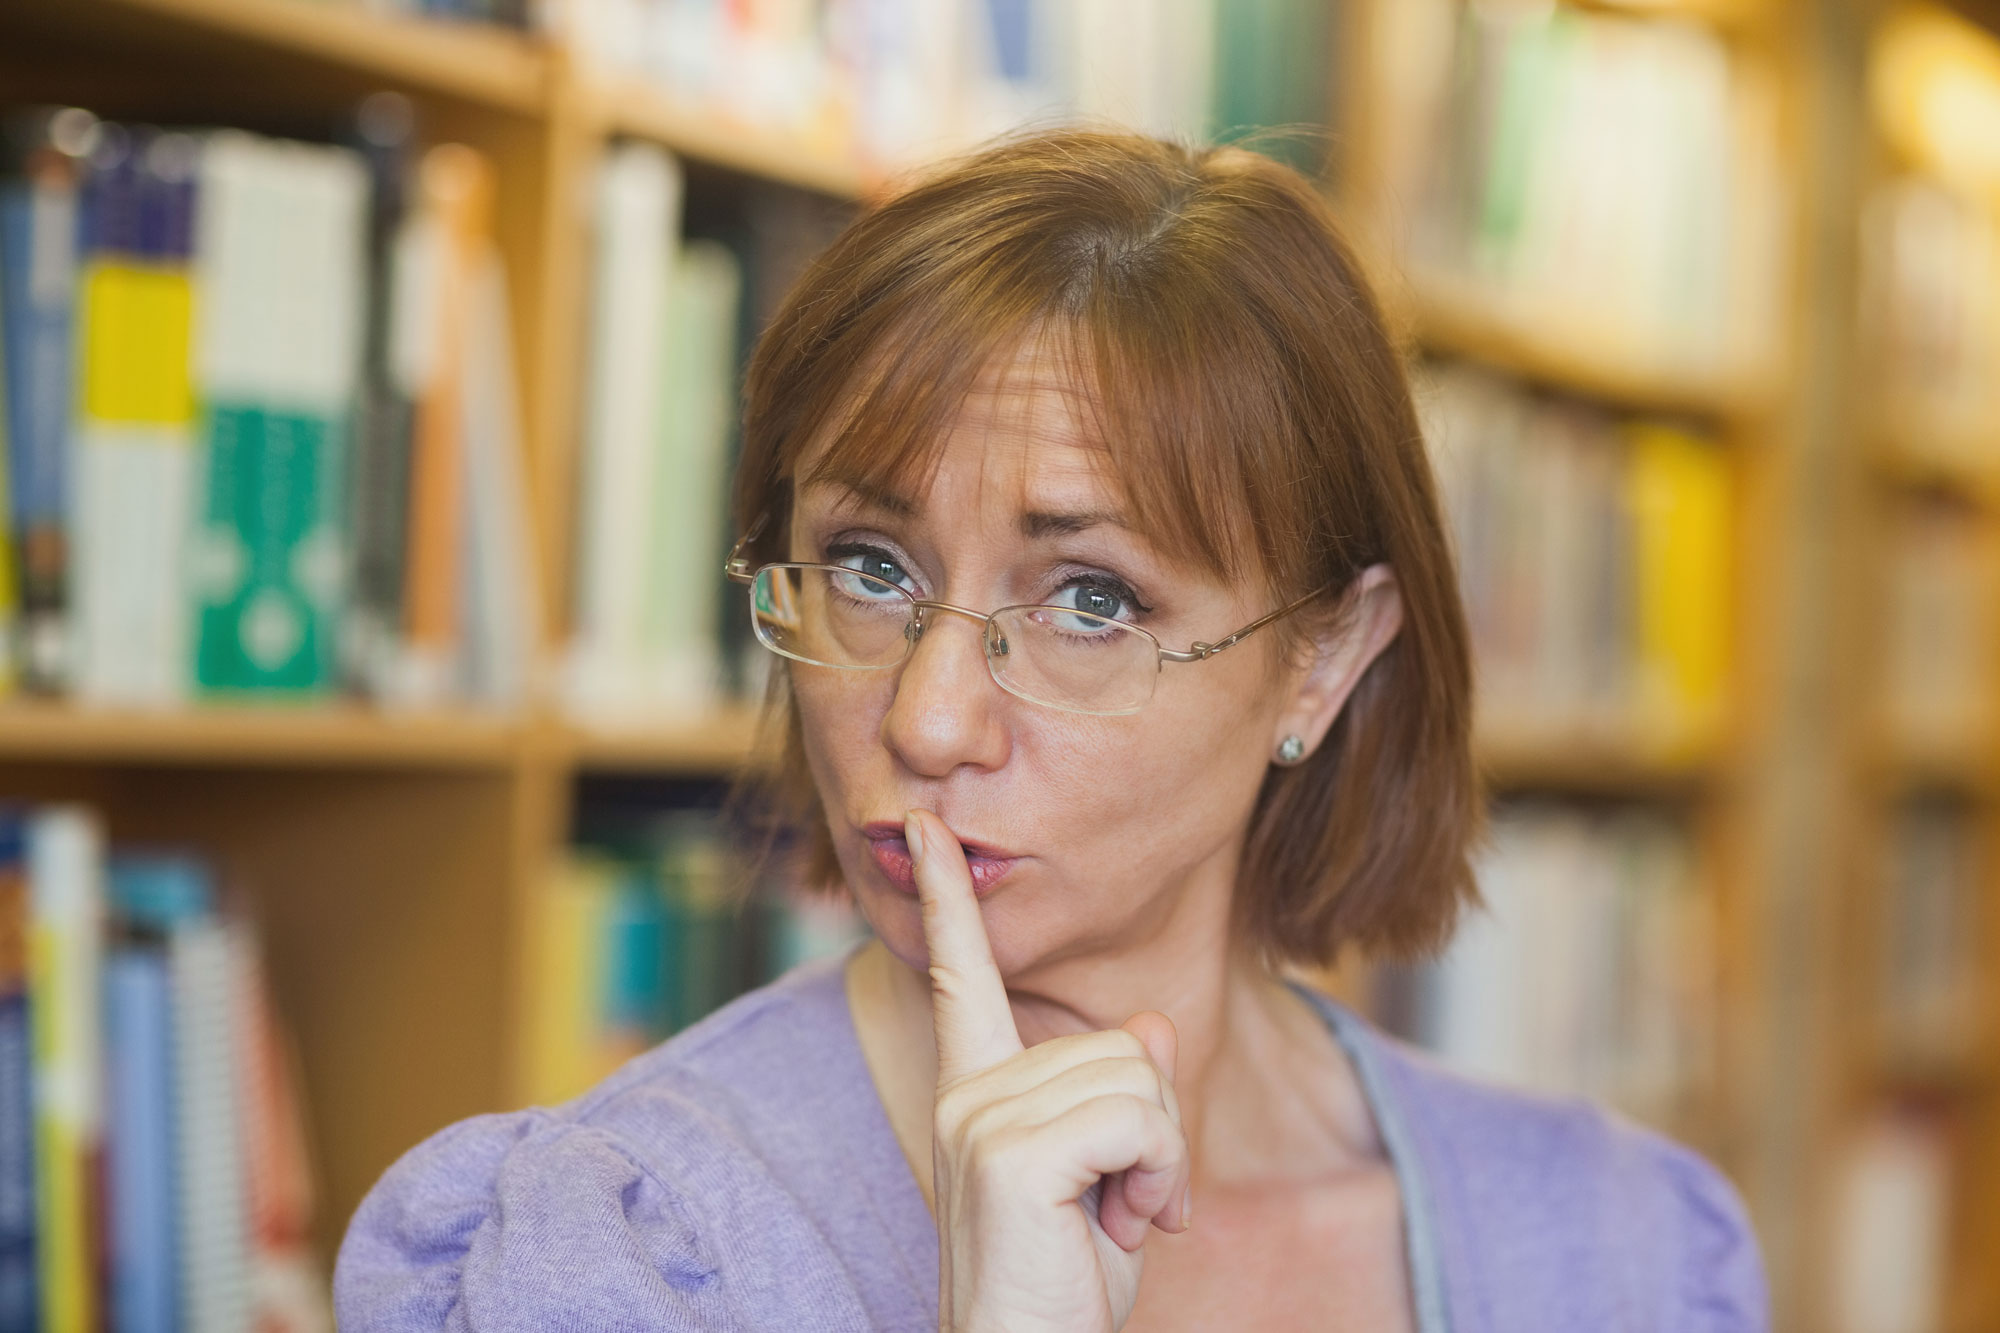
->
xmin=1835 ymin=3 xmax=2000 ymax=1328
xmin=0 ymin=2 xmax=1961 ymax=1328
xmin=1336 ymin=0 xmax=1832 ymax=1322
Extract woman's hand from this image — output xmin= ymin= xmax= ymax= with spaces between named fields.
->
xmin=908 ymin=808 xmax=1193 ymax=1333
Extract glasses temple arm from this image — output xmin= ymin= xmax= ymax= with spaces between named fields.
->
xmin=1156 ymin=583 xmax=1334 ymax=664
xmin=724 ymin=512 xmax=772 ymax=582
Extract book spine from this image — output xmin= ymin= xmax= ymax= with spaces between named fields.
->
xmin=190 ymin=134 xmax=369 ymax=696
xmin=639 ymin=239 xmax=740 ymax=711
xmin=0 ymin=116 xmax=92 ymax=696
xmin=392 ymin=144 xmax=494 ymax=704
xmin=25 ymin=806 xmax=103 ymax=1333
xmin=0 ymin=814 xmax=35 ymax=1329
xmin=171 ymin=916 xmax=250 ymax=1331
xmin=103 ymin=947 xmax=177 ymax=1333
xmin=71 ymin=128 xmax=200 ymax=705
xmin=565 ymin=144 xmax=681 ymax=717
xmin=345 ymin=94 xmax=418 ymax=698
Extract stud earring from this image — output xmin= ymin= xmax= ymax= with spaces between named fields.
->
xmin=1275 ymin=734 xmax=1306 ymax=765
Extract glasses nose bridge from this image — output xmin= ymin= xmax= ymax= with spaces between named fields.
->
xmin=904 ymin=598 xmax=1014 ymax=678
xmin=906 ymin=597 xmax=997 ymax=642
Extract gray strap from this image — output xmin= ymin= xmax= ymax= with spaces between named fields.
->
xmin=1284 ymin=980 xmax=1453 ymax=1333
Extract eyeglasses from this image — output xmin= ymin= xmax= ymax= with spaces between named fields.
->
xmin=723 ymin=515 xmax=1328 ymax=716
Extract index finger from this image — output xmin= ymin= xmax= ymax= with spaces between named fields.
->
xmin=907 ymin=808 xmax=1024 ymax=1085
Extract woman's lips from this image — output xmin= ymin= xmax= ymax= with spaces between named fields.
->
xmin=863 ymin=827 xmax=1019 ymax=897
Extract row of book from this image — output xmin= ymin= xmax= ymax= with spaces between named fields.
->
xmin=1829 ymin=1100 xmax=1961 ymax=1333
xmin=1865 ymin=4 xmax=2000 ymax=450
xmin=524 ymin=811 xmax=869 ymax=1107
xmin=1418 ymin=360 xmax=1732 ymax=751
xmin=1370 ymin=0 xmax=1785 ymax=383
xmin=1863 ymin=175 xmax=2000 ymax=448
xmin=567 ymin=0 xmax=1333 ymax=174
xmin=1383 ymin=801 xmax=1717 ymax=1131
xmin=565 ymin=144 xmax=746 ymax=722
xmin=1874 ymin=798 xmax=1991 ymax=1074
xmin=0 ymin=807 xmax=321 ymax=1333
xmin=0 ymin=100 xmax=535 ymax=709
xmin=1879 ymin=493 xmax=2000 ymax=753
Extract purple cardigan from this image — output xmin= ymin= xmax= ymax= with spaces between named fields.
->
xmin=335 ymin=948 xmax=1769 ymax=1331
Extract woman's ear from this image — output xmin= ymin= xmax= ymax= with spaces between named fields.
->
xmin=1270 ymin=564 xmax=1403 ymax=765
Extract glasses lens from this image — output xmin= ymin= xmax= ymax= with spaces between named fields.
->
xmin=751 ymin=565 xmax=915 ymax=668
xmin=988 ymin=605 xmax=1159 ymax=714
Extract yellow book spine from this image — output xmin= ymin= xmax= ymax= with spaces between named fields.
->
xmin=77 ymin=260 xmax=195 ymax=425
xmin=28 ymin=921 xmax=92 ymax=1333
xmin=1626 ymin=424 xmax=1732 ymax=753
xmin=523 ymin=856 xmax=612 ymax=1107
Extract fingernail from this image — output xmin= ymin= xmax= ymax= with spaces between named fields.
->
xmin=1180 ymin=1182 xmax=1192 ymax=1229
xmin=904 ymin=811 xmax=925 ymax=864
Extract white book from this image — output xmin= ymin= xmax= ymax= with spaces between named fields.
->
xmin=71 ymin=132 xmax=202 ymax=706
xmin=639 ymin=239 xmax=742 ymax=713
xmin=460 ymin=248 xmax=540 ymax=707
xmin=565 ymin=143 xmax=683 ymax=719
xmin=1833 ymin=1109 xmax=1949 ymax=1333
xmin=173 ymin=916 xmax=252 ymax=1333
xmin=186 ymin=132 xmax=368 ymax=693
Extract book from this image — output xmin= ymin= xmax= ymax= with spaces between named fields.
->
xmin=0 ymin=814 xmax=34 ymax=1329
xmin=384 ymin=143 xmax=495 ymax=705
xmin=566 ymin=142 xmax=684 ymax=719
xmin=457 ymin=245 xmax=539 ymax=707
xmin=1877 ymin=799 xmax=1989 ymax=1069
xmin=24 ymin=806 xmax=104 ymax=1333
xmin=0 ymin=108 xmax=98 ymax=696
xmin=1831 ymin=1104 xmax=1954 ymax=1333
xmin=1882 ymin=492 xmax=1999 ymax=751
xmin=525 ymin=809 xmax=869 ymax=1105
xmin=70 ymin=126 xmax=202 ymax=705
xmin=637 ymin=239 xmax=742 ymax=711
xmin=1375 ymin=0 xmax=1784 ymax=383
xmin=172 ymin=913 xmax=252 ymax=1331
xmin=344 ymin=92 xmax=423 ymax=699
xmin=188 ymin=131 xmax=370 ymax=696
xmin=102 ymin=948 xmax=176 ymax=1333
xmin=1418 ymin=360 xmax=1729 ymax=748
xmin=1390 ymin=800 xmax=1714 ymax=1129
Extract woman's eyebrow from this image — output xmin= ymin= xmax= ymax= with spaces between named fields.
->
xmin=801 ymin=477 xmax=916 ymax=517
xmin=1020 ymin=508 xmax=1128 ymax=539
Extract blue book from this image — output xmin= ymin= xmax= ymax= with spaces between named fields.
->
xmin=103 ymin=948 xmax=178 ymax=1333
xmin=0 ymin=109 xmax=95 ymax=693
xmin=0 ymin=811 xmax=35 ymax=1331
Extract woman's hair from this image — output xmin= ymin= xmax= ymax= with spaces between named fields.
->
xmin=731 ymin=128 xmax=1482 ymax=967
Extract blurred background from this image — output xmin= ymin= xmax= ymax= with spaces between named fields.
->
xmin=0 ymin=0 xmax=1990 ymax=1328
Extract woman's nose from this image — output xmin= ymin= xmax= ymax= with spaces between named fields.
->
xmin=880 ymin=608 xmax=1012 ymax=779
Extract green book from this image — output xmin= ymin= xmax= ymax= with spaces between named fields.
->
xmin=192 ymin=404 xmax=344 ymax=692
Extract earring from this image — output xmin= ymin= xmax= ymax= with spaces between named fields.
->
xmin=1275 ymin=734 xmax=1306 ymax=765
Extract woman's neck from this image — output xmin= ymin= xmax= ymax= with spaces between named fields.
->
xmin=844 ymin=923 xmax=1385 ymax=1217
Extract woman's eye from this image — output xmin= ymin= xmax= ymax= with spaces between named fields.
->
xmin=828 ymin=545 xmax=918 ymax=594
xmin=1053 ymin=581 xmax=1130 ymax=623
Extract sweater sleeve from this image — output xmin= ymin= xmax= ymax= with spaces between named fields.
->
xmin=1649 ymin=1136 xmax=1771 ymax=1333
xmin=333 ymin=1109 xmax=736 ymax=1333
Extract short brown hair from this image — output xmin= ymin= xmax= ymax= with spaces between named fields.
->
xmin=731 ymin=128 xmax=1482 ymax=966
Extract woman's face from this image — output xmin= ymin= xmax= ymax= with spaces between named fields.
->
xmin=786 ymin=357 xmax=1375 ymax=982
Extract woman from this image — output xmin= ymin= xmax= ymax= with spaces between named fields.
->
xmin=335 ymin=130 xmax=1767 ymax=1332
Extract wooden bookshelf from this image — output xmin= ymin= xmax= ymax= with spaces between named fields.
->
xmin=1834 ymin=5 xmax=2000 ymax=1329
xmin=1334 ymin=1 xmax=1850 ymax=1326
xmin=584 ymin=74 xmax=874 ymax=199
xmin=0 ymin=701 xmax=528 ymax=769
xmin=1394 ymin=272 xmax=1780 ymax=421
xmin=0 ymin=0 xmax=550 ymax=110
